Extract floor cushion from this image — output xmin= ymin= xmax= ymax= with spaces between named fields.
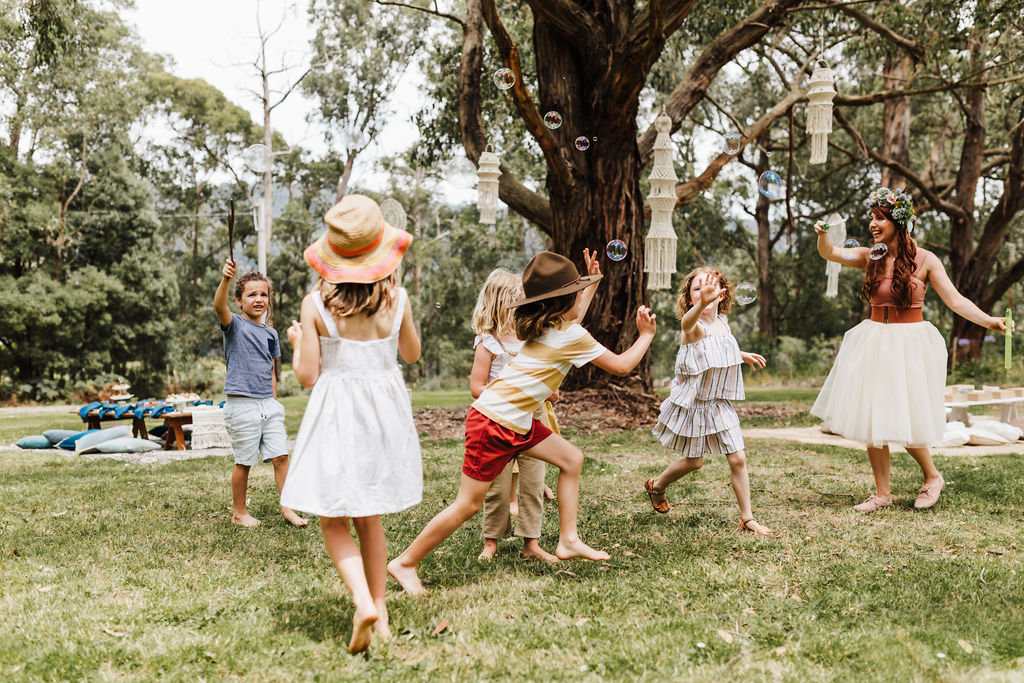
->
xmin=56 ymin=430 xmax=100 ymax=450
xmin=93 ymin=437 xmax=161 ymax=453
xmin=16 ymin=435 xmax=52 ymax=449
xmin=76 ymin=425 xmax=133 ymax=454
xmin=43 ymin=429 xmax=80 ymax=445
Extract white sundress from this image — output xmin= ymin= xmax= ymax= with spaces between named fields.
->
xmin=652 ymin=318 xmax=746 ymax=458
xmin=280 ymin=287 xmax=422 ymax=518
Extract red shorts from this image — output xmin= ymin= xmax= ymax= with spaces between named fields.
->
xmin=462 ymin=407 xmax=553 ymax=482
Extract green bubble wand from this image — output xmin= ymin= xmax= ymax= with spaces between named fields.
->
xmin=1005 ymin=308 xmax=1013 ymax=370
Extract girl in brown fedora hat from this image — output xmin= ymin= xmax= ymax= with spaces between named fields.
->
xmin=282 ymin=194 xmax=421 ymax=654
xmin=388 ymin=250 xmax=657 ymax=595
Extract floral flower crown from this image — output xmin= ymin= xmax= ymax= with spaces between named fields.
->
xmin=864 ymin=186 xmax=918 ymax=233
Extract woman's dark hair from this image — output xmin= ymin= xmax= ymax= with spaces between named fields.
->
xmin=512 ymin=292 xmax=577 ymax=341
xmin=235 ymin=272 xmax=275 ymax=325
xmin=862 ymin=206 xmax=917 ymax=309
xmin=317 ymin=273 xmax=396 ymax=318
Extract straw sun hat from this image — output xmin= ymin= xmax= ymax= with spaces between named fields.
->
xmin=304 ymin=194 xmax=413 ymax=284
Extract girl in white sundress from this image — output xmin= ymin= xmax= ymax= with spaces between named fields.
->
xmin=282 ymin=195 xmax=421 ymax=655
xmin=646 ymin=267 xmax=772 ymax=537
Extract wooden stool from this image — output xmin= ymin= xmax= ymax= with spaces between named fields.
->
xmin=162 ymin=413 xmax=193 ymax=451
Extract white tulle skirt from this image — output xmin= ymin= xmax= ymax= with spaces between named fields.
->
xmin=811 ymin=320 xmax=947 ymax=448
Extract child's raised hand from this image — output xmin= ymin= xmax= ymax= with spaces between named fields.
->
xmin=813 ymin=221 xmax=829 ymax=236
xmin=286 ymin=319 xmax=302 ymax=347
xmin=697 ymin=272 xmax=725 ymax=307
xmin=635 ymin=305 xmax=656 ymax=335
xmin=582 ymin=248 xmax=602 ymax=277
xmin=222 ymin=259 xmax=237 ymax=280
xmin=741 ymin=351 xmax=767 ymax=371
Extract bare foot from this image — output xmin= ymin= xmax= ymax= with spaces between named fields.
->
xmin=543 ymin=486 xmax=555 ymax=500
xmin=478 ymin=538 xmax=498 ymax=561
xmin=387 ymin=558 xmax=426 ymax=596
xmin=509 ymin=501 xmax=519 ymax=516
xmin=232 ymin=513 xmax=260 ymax=528
xmin=348 ymin=605 xmax=378 ymax=655
xmin=555 ymin=538 xmax=609 ymax=561
xmin=373 ymin=598 xmax=391 ymax=640
xmin=281 ymin=507 xmax=308 ymax=527
xmin=740 ymin=518 xmax=773 ymax=537
xmin=522 ymin=539 xmax=559 ymax=563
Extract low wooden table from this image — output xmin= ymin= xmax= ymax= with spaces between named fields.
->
xmin=945 ymin=396 xmax=1024 ymax=425
xmin=162 ymin=413 xmax=193 ymax=451
xmin=81 ymin=410 xmax=149 ymax=439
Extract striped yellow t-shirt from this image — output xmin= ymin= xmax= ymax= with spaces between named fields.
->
xmin=472 ymin=323 xmax=607 ymax=434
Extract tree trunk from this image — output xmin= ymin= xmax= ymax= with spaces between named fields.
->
xmin=880 ymin=54 xmax=913 ymax=189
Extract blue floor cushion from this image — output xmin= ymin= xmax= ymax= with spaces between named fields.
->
xmin=94 ymin=437 xmax=160 ymax=453
xmin=57 ymin=430 xmax=100 ymax=450
xmin=43 ymin=429 xmax=80 ymax=445
xmin=76 ymin=426 xmax=133 ymax=454
xmin=17 ymin=435 xmax=52 ymax=449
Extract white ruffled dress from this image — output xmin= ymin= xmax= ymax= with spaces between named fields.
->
xmin=280 ymin=288 xmax=422 ymax=518
xmin=652 ymin=319 xmax=745 ymax=458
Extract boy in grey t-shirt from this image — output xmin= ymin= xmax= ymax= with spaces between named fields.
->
xmin=214 ymin=259 xmax=306 ymax=528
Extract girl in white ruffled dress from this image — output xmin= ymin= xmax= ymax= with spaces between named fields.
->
xmin=646 ymin=268 xmax=772 ymax=536
xmin=282 ymin=195 xmax=422 ymax=655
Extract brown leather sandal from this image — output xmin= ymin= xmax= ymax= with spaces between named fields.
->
xmin=645 ymin=478 xmax=670 ymax=514
xmin=740 ymin=517 xmax=773 ymax=537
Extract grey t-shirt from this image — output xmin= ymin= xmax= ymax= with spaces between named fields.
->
xmin=222 ymin=313 xmax=280 ymax=398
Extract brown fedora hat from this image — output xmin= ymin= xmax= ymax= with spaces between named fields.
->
xmin=509 ymin=251 xmax=602 ymax=308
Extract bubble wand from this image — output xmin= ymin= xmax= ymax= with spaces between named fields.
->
xmin=227 ymin=199 xmax=235 ymax=263
xmin=1005 ymin=308 xmax=1013 ymax=370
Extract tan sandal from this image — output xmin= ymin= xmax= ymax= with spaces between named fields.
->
xmin=645 ymin=478 xmax=670 ymax=514
xmin=740 ymin=517 xmax=772 ymax=537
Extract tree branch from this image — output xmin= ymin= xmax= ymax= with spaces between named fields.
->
xmin=832 ymin=108 xmax=969 ymax=220
xmin=479 ymin=0 xmax=572 ymax=195
xmin=523 ymin=0 xmax=596 ymax=43
xmin=828 ymin=0 xmax=925 ymax=62
xmin=637 ymin=0 xmax=809 ymax=167
xmin=373 ymin=0 xmax=465 ymax=27
xmin=836 ymin=72 xmax=1024 ymax=106
xmin=459 ymin=0 xmax=552 ymax=232
xmin=674 ymin=86 xmax=805 ymax=205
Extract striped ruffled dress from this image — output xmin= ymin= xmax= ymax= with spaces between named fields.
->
xmin=652 ymin=319 xmax=745 ymax=458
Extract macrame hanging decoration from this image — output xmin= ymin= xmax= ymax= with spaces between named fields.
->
xmin=643 ymin=112 xmax=679 ymax=290
xmin=805 ymin=62 xmax=836 ymax=165
xmin=824 ymin=212 xmax=846 ymax=298
xmin=476 ymin=145 xmax=502 ymax=225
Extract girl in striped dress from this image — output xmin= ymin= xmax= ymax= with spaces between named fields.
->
xmin=646 ymin=268 xmax=772 ymax=536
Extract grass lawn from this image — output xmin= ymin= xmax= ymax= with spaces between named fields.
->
xmin=2 ymin=402 xmax=1023 ymax=679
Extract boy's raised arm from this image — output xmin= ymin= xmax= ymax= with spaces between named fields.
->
xmin=214 ymin=259 xmax=236 ymax=328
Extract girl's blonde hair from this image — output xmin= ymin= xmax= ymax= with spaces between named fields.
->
xmin=676 ymin=266 xmax=734 ymax=319
xmin=471 ymin=269 xmax=522 ymax=337
xmin=317 ymin=272 xmax=396 ymax=319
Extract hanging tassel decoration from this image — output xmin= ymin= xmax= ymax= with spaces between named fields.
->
xmin=476 ymin=145 xmax=502 ymax=224
xmin=824 ymin=212 xmax=846 ymax=298
xmin=805 ymin=62 xmax=836 ymax=165
xmin=644 ymin=112 xmax=678 ymax=290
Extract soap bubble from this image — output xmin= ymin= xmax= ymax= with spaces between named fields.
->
xmin=543 ymin=111 xmax=563 ymax=129
xmin=735 ymin=282 xmax=757 ymax=305
xmin=493 ymin=68 xmax=515 ymax=90
xmin=379 ymin=198 xmax=407 ymax=232
xmin=242 ymin=144 xmax=271 ymax=172
xmin=843 ymin=238 xmax=860 ymax=248
xmin=575 ymin=136 xmax=591 ymax=151
xmin=757 ymin=171 xmax=784 ymax=199
xmin=724 ymin=132 xmax=741 ymax=155
xmin=434 ymin=302 xmax=442 ymax=310
xmin=869 ymin=243 xmax=888 ymax=260
xmin=606 ymin=240 xmax=627 ymax=261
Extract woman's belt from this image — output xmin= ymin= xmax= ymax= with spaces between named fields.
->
xmin=870 ymin=306 xmax=924 ymax=324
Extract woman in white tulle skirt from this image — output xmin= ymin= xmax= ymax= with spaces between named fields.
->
xmin=812 ymin=187 xmax=1009 ymax=512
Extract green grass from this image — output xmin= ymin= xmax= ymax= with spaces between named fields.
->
xmin=2 ymin=423 xmax=1023 ymax=679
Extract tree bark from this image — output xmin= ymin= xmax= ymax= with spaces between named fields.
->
xmin=880 ymin=54 xmax=913 ymax=189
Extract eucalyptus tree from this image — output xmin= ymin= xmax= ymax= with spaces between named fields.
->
xmin=304 ymin=0 xmax=430 ymax=201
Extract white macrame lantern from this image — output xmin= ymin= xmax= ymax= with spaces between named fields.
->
xmin=643 ymin=113 xmax=678 ymax=290
xmin=805 ymin=62 xmax=837 ymax=165
xmin=476 ymin=146 xmax=502 ymax=224
xmin=824 ymin=212 xmax=846 ymax=298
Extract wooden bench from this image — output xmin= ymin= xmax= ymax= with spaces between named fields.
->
xmin=81 ymin=410 xmax=150 ymax=439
